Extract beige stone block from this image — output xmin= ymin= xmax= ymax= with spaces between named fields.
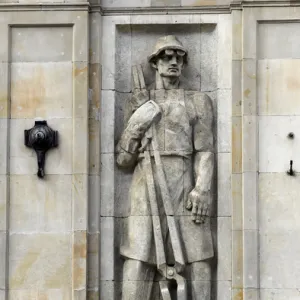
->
xmin=151 ymin=0 xmax=180 ymax=6
xmin=232 ymin=10 xmax=242 ymax=61
xmin=72 ymin=174 xmax=88 ymax=231
xmin=9 ymin=175 xmax=72 ymax=233
xmin=258 ymin=22 xmax=300 ymax=60
xmin=217 ymin=217 xmax=231 ymax=281
xmin=73 ymin=289 xmax=86 ymax=300
xmin=10 ymin=118 xmax=72 ymax=175
xmin=243 ymin=8 xmax=259 ymax=60
xmin=232 ymin=173 xmax=242 ymax=231
xmin=258 ymin=59 xmax=300 ymax=116
xmin=244 ymin=289 xmax=259 ymax=300
xmin=0 ymin=231 xmax=7 ymax=289
xmin=9 ymin=289 xmax=38 ymax=300
xmin=232 ymin=60 xmax=242 ymax=117
xmin=18 ymin=0 xmax=63 ymax=2
xmin=87 ymin=290 xmax=99 ymax=300
xmin=100 ymin=217 xmax=114 ymax=281
xmin=258 ymin=116 xmax=300 ymax=173
xmin=10 ymin=62 xmax=72 ymax=119
xmin=89 ymin=119 xmax=100 ymax=175
xmin=232 ymin=230 xmax=243 ymax=289
xmin=73 ymin=12 xmax=89 ymax=62
xmin=260 ymin=289 xmax=300 ymax=300
xmin=9 ymin=233 xmax=72 ymax=289
xmin=89 ymin=63 xmax=101 ymax=121
xmin=102 ymin=16 xmax=130 ymax=90
xmin=0 ymin=119 xmax=8 ymax=175
xmin=243 ymin=59 xmax=257 ymax=116
xmin=0 ymin=63 xmax=8 ymax=118
xmin=100 ymin=90 xmax=115 ymax=154
xmin=73 ymin=62 xmax=88 ymax=119
xmin=232 ymin=289 xmax=243 ymax=300
xmin=218 ymin=15 xmax=232 ymax=89
xmin=102 ymin=0 xmax=151 ymax=7
xmin=100 ymin=154 xmax=114 ymax=216
xmin=0 ymin=290 xmax=5 ymax=300
xmin=259 ymin=231 xmax=300 ymax=288
xmin=217 ymin=153 xmax=231 ymax=217
xmin=88 ymin=176 xmax=100 ymax=233
xmin=259 ymin=173 xmax=300 ymax=232
xmin=89 ymin=13 xmax=102 ymax=64
xmin=244 ymin=230 xmax=259 ymax=288
xmin=243 ymin=116 xmax=258 ymax=172
xmin=0 ymin=14 xmax=9 ymax=63
xmin=37 ymin=289 xmax=71 ymax=300
xmin=72 ymin=231 xmax=87 ymax=290
xmin=181 ymin=0 xmax=231 ymax=5
xmin=0 ymin=176 xmax=7 ymax=231
xmin=243 ymin=172 xmax=258 ymax=230
xmin=232 ymin=116 xmax=242 ymax=173
xmin=73 ymin=118 xmax=88 ymax=174
xmin=88 ymin=253 xmax=99 ymax=289
xmin=11 ymin=27 xmax=72 ymax=62
xmin=217 ymin=112 xmax=231 ymax=153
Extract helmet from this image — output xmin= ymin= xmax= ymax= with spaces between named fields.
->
xmin=148 ymin=35 xmax=188 ymax=63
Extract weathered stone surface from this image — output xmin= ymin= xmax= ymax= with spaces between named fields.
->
xmin=11 ymin=27 xmax=73 ymax=62
xmin=9 ymin=233 xmax=72 ymax=289
xmin=102 ymin=0 xmax=151 ymax=7
xmin=258 ymin=59 xmax=300 ymax=116
xmin=9 ymin=175 xmax=72 ymax=232
xmin=258 ymin=22 xmax=300 ymax=60
xmin=259 ymin=116 xmax=300 ymax=173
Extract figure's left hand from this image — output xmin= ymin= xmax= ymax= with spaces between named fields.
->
xmin=186 ymin=188 xmax=211 ymax=224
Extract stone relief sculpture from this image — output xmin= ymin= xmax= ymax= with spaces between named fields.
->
xmin=117 ymin=35 xmax=214 ymax=300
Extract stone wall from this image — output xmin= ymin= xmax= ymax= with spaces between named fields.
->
xmin=0 ymin=0 xmax=299 ymax=300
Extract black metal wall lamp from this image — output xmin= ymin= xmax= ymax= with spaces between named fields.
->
xmin=24 ymin=120 xmax=58 ymax=179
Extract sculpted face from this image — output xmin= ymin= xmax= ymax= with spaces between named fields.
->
xmin=153 ymin=49 xmax=185 ymax=78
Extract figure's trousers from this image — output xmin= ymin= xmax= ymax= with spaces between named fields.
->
xmin=122 ymin=259 xmax=211 ymax=300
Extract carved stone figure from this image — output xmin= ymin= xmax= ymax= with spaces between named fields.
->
xmin=117 ymin=35 xmax=214 ymax=300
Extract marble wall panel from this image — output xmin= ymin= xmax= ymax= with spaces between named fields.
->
xmin=258 ymin=59 xmax=300 ymax=116
xmin=259 ymin=173 xmax=300 ymax=232
xmin=260 ymin=289 xmax=300 ymax=300
xmin=10 ymin=62 xmax=73 ymax=119
xmin=9 ymin=175 xmax=72 ymax=233
xmin=9 ymin=233 xmax=72 ymax=289
xmin=11 ymin=27 xmax=72 ymax=62
xmin=258 ymin=22 xmax=300 ymax=60
xmin=259 ymin=231 xmax=300 ymax=289
xmin=258 ymin=116 xmax=300 ymax=173
xmin=4 ymin=16 xmax=89 ymax=299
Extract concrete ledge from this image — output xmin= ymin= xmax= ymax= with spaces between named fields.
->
xmin=96 ymin=5 xmax=231 ymax=15
xmin=0 ymin=2 xmax=89 ymax=11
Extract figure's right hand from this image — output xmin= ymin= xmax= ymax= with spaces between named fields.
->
xmin=131 ymin=65 xmax=149 ymax=111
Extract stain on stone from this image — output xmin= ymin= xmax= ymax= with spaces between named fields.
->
xmin=11 ymin=65 xmax=45 ymax=118
xmin=286 ymin=76 xmax=300 ymax=90
xmin=234 ymin=290 xmax=243 ymax=300
xmin=244 ymin=88 xmax=251 ymax=98
xmin=74 ymin=66 xmax=88 ymax=77
xmin=10 ymin=252 xmax=39 ymax=288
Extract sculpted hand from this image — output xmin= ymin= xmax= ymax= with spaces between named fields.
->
xmin=131 ymin=65 xmax=149 ymax=111
xmin=186 ymin=188 xmax=211 ymax=224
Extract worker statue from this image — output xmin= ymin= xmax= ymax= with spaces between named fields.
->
xmin=117 ymin=35 xmax=215 ymax=300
